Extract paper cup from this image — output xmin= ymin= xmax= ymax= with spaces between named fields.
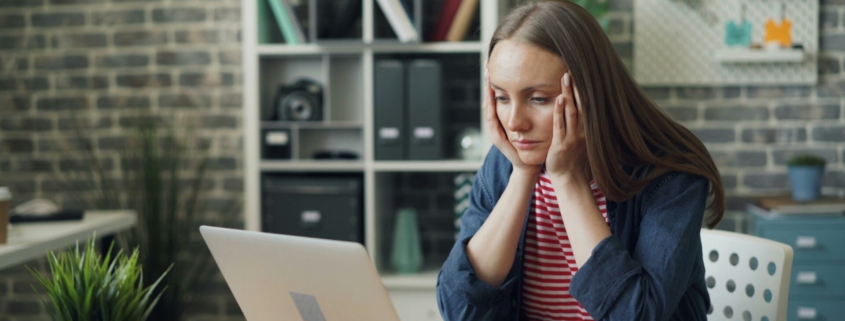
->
xmin=0 ymin=187 xmax=11 ymax=244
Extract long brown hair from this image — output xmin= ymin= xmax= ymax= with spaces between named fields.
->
xmin=489 ymin=0 xmax=724 ymax=228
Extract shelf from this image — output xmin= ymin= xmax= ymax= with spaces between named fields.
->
xmin=373 ymin=160 xmax=482 ymax=172
xmin=381 ymin=270 xmax=439 ymax=290
xmin=370 ymin=42 xmax=483 ymax=53
xmin=258 ymin=44 xmax=365 ymax=56
xmin=261 ymin=160 xmax=364 ymax=172
xmin=714 ymin=48 xmax=805 ymax=63
xmin=261 ymin=121 xmax=363 ymax=129
xmin=257 ymin=42 xmax=483 ymax=56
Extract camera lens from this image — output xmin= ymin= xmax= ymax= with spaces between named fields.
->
xmin=283 ymin=93 xmax=313 ymax=120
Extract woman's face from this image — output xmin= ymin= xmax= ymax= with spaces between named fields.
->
xmin=488 ymin=39 xmax=568 ymax=166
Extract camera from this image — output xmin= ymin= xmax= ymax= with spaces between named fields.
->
xmin=273 ymin=78 xmax=324 ymax=121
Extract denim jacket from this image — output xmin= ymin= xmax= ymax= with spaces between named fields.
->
xmin=436 ymin=147 xmax=711 ymax=321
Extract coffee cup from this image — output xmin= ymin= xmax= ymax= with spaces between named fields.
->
xmin=0 ymin=187 xmax=11 ymax=244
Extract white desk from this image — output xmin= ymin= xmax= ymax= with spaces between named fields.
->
xmin=0 ymin=210 xmax=136 ymax=271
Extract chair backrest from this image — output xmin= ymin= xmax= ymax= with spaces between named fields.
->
xmin=700 ymin=229 xmax=794 ymax=321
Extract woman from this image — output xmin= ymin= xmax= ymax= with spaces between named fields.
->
xmin=436 ymin=1 xmax=724 ymax=320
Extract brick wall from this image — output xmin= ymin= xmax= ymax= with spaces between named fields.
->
xmin=0 ymin=0 xmax=243 ymax=319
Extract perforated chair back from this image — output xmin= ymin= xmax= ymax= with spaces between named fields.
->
xmin=700 ymin=229 xmax=794 ymax=321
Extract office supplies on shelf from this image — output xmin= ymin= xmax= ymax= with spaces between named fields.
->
xmin=400 ymin=0 xmax=413 ymax=23
xmin=9 ymin=198 xmax=83 ymax=223
xmin=10 ymin=210 xmax=84 ymax=223
xmin=322 ymin=0 xmax=362 ymax=39
xmin=390 ymin=208 xmax=423 ymax=274
xmin=407 ymin=59 xmax=443 ymax=160
xmin=746 ymin=195 xmax=845 ymax=217
xmin=430 ymin=0 xmax=462 ymax=41
xmin=454 ymin=173 xmax=474 ymax=240
xmin=273 ymin=78 xmax=324 ymax=121
xmin=455 ymin=127 xmax=483 ymax=160
xmin=258 ymin=0 xmax=273 ymax=43
xmin=446 ymin=0 xmax=479 ymax=41
xmin=312 ymin=150 xmax=359 ymax=160
xmin=285 ymin=0 xmax=307 ymax=42
xmin=262 ymin=129 xmax=292 ymax=160
xmin=262 ymin=174 xmax=363 ymax=244
xmin=375 ymin=0 xmax=419 ymax=42
xmin=267 ymin=0 xmax=303 ymax=44
xmin=374 ymin=60 xmax=406 ymax=160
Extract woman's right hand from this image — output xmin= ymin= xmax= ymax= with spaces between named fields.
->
xmin=484 ymin=71 xmax=540 ymax=176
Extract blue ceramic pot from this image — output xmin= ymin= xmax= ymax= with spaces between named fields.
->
xmin=788 ymin=165 xmax=825 ymax=202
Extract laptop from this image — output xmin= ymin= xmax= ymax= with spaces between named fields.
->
xmin=199 ymin=226 xmax=401 ymax=321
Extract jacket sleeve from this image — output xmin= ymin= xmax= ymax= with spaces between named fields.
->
xmin=569 ymin=172 xmax=708 ymax=321
xmin=436 ymin=149 xmax=520 ymax=320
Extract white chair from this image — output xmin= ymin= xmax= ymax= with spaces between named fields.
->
xmin=700 ymin=229 xmax=794 ymax=321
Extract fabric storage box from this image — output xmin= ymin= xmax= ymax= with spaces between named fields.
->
xmin=262 ymin=173 xmax=363 ymax=244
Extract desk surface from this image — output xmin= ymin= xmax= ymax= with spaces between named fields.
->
xmin=0 ymin=211 xmax=136 ymax=271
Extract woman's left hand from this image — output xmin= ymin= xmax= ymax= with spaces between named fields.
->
xmin=545 ymin=72 xmax=589 ymax=185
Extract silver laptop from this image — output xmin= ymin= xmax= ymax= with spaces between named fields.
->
xmin=199 ymin=226 xmax=400 ymax=321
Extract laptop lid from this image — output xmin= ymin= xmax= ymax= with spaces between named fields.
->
xmin=199 ymin=226 xmax=400 ymax=321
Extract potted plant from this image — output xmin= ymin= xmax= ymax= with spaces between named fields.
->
xmin=28 ymin=236 xmax=171 ymax=321
xmin=787 ymin=154 xmax=827 ymax=202
xmin=55 ymin=113 xmax=241 ymax=320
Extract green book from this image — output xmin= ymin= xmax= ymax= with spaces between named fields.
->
xmin=267 ymin=0 xmax=300 ymax=45
xmin=257 ymin=0 xmax=271 ymax=43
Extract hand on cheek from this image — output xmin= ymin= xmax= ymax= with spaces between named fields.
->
xmin=483 ymin=68 xmax=540 ymax=175
xmin=545 ymin=72 xmax=588 ymax=184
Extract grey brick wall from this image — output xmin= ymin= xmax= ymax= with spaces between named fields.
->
xmin=0 ymin=0 xmax=243 ymax=319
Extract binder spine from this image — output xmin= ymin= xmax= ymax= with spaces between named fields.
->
xmin=374 ymin=60 xmax=407 ymax=160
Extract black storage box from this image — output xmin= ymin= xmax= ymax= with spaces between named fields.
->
xmin=262 ymin=174 xmax=363 ymax=244
xmin=262 ymin=128 xmax=292 ymax=160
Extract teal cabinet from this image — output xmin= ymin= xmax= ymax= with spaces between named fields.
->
xmin=750 ymin=214 xmax=845 ymax=321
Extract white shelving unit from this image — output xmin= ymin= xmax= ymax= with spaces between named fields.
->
xmin=242 ymin=1 xmax=505 ymax=320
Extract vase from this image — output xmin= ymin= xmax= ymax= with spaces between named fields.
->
xmin=788 ymin=165 xmax=825 ymax=202
xmin=391 ymin=208 xmax=423 ymax=274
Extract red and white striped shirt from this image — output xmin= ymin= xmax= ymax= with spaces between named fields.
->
xmin=521 ymin=169 xmax=609 ymax=321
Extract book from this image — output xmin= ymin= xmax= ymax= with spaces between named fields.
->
xmin=375 ymin=0 xmax=419 ymax=42
xmin=446 ymin=0 xmax=478 ymax=42
xmin=374 ymin=60 xmax=406 ymax=160
xmin=267 ymin=0 xmax=301 ymax=44
xmin=429 ymin=0 xmax=463 ymax=42
xmin=282 ymin=0 xmax=307 ymax=43
xmin=322 ymin=0 xmax=361 ymax=39
xmin=746 ymin=195 xmax=845 ymax=217
xmin=400 ymin=0 xmax=413 ymax=23
xmin=258 ymin=0 xmax=272 ymax=43
xmin=407 ymin=59 xmax=443 ymax=160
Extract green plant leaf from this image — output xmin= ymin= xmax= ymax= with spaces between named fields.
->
xmin=29 ymin=237 xmax=168 ymax=321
